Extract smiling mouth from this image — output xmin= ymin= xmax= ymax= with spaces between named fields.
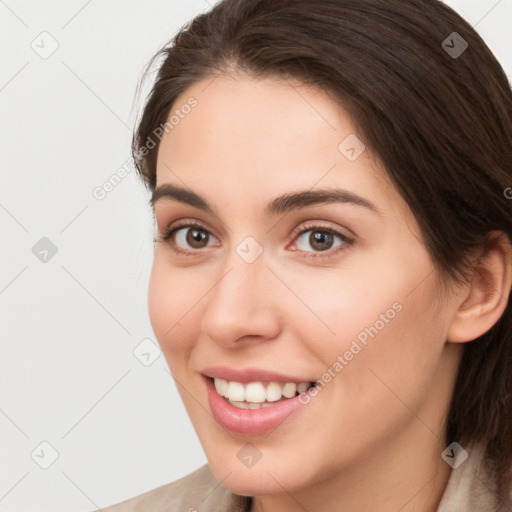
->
xmin=209 ymin=376 xmax=317 ymax=409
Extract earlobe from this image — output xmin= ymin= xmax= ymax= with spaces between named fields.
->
xmin=447 ymin=232 xmax=512 ymax=344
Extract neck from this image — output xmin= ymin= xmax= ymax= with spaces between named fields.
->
xmin=250 ymin=429 xmax=452 ymax=512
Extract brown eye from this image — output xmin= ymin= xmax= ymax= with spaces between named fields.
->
xmin=158 ymin=221 xmax=220 ymax=254
xmin=294 ymin=226 xmax=349 ymax=254
xmin=309 ymin=231 xmax=334 ymax=251
xmin=179 ymin=227 xmax=211 ymax=249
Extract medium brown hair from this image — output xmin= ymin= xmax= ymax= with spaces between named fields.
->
xmin=133 ymin=0 xmax=512 ymax=505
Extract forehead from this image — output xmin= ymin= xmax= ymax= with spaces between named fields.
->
xmin=154 ymin=73 xmax=405 ymax=223
xmin=156 ymin=73 xmax=355 ymax=174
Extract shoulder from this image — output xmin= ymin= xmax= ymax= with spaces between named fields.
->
xmin=94 ymin=464 xmax=251 ymax=512
xmin=437 ymin=442 xmax=512 ymax=511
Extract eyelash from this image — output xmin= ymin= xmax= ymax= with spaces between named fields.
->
xmin=156 ymin=220 xmax=354 ymax=259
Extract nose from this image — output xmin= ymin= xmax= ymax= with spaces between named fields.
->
xmin=199 ymin=252 xmax=282 ymax=348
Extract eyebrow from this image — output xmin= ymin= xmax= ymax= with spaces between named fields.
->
xmin=150 ymin=183 xmax=380 ymax=216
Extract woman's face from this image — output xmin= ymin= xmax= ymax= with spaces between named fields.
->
xmin=149 ymin=74 xmax=463 ymax=496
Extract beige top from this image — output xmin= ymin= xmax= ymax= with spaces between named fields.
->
xmin=96 ymin=443 xmax=508 ymax=511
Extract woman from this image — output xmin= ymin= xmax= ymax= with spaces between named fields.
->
xmin=97 ymin=0 xmax=512 ymax=510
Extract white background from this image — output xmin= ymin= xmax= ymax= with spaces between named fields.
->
xmin=1 ymin=1 xmax=511 ymax=510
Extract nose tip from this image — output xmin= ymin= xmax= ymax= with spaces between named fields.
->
xmin=199 ymin=259 xmax=281 ymax=347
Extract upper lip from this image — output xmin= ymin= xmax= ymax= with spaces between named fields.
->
xmin=201 ymin=365 xmax=314 ymax=384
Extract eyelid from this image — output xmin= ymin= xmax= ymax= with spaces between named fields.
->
xmin=290 ymin=221 xmax=352 ymax=240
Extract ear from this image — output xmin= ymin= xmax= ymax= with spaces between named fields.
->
xmin=447 ymin=231 xmax=512 ymax=343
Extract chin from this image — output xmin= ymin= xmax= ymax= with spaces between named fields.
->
xmin=204 ymin=446 xmax=312 ymax=497
xmin=209 ymin=462 xmax=290 ymax=496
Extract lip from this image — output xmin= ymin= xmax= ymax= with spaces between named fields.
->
xmin=203 ymin=375 xmax=308 ymax=435
xmin=201 ymin=365 xmax=314 ymax=384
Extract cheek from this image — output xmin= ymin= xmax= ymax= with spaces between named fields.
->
xmin=283 ymin=262 xmax=405 ymax=357
xmin=147 ymin=257 xmax=202 ymax=358
xmin=286 ymin=250 xmax=443 ymax=390
xmin=328 ymin=273 xmax=445 ymax=419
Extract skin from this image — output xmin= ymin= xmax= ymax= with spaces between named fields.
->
xmin=148 ymin=73 xmax=512 ymax=512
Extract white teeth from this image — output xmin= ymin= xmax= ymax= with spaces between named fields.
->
xmin=265 ymin=382 xmax=282 ymax=402
xmin=214 ymin=378 xmax=229 ymax=398
xmin=229 ymin=400 xmax=251 ymax=409
xmin=214 ymin=377 xmax=313 ymax=408
xmin=282 ymin=382 xmax=297 ymax=398
xmin=297 ymin=382 xmax=310 ymax=393
xmin=245 ymin=382 xmax=266 ymax=403
xmin=227 ymin=381 xmax=245 ymax=402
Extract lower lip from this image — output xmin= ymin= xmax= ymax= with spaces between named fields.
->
xmin=204 ymin=377 xmax=307 ymax=435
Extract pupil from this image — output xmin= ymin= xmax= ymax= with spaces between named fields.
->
xmin=187 ymin=229 xmax=208 ymax=248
